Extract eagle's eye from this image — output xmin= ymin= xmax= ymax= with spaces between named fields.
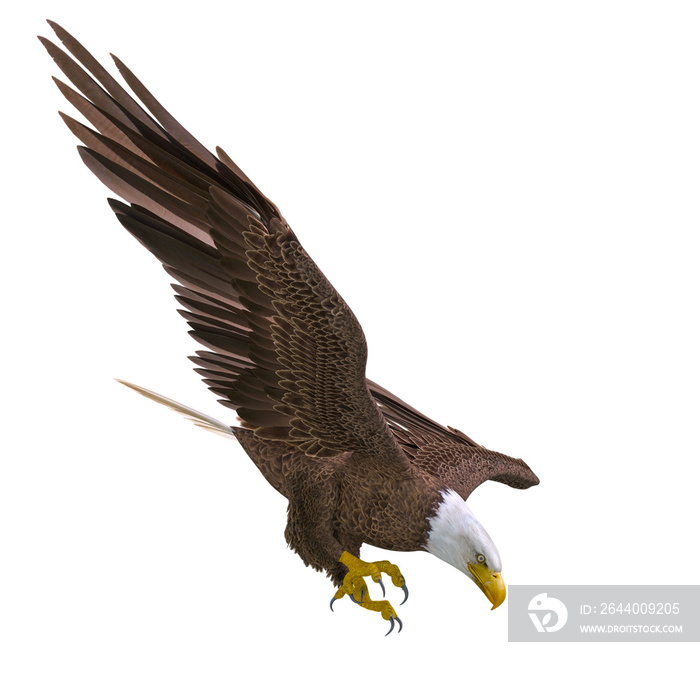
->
xmin=477 ymin=554 xmax=486 ymax=564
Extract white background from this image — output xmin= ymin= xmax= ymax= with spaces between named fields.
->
xmin=3 ymin=1 xmax=699 ymax=697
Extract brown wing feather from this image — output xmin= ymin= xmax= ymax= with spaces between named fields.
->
xmin=43 ymin=23 xmax=411 ymax=479
xmin=367 ymin=379 xmax=482 ymax=451
xmin=412 ymin=443 xmax=539 ymax=499
xmin=368 ymin=379 xmax=538 ymax=494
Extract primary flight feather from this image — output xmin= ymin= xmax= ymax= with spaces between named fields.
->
xmin=41 ymin=21 xmax=539 ymax=634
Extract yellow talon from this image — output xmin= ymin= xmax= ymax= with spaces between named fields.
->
xmin=331 ymin=552 xmax=407 ymax=633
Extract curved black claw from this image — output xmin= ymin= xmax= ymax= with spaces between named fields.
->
xmin=385 ymin=616 xmax=395 ymax=636
xmin=330 ymin=595 xmax=336 ymax=612
xmin=396 ymin=615 xmax=403 ymax=633
xmin=400 ymin=584 xmax=409 ymax=605
xmin=377 ymin=577 xmax=386 ymax=597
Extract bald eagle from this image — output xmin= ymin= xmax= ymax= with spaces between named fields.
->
xmin=41 ymin=21 xmax=539 ymax=635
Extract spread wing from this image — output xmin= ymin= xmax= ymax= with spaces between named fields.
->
xmin=368 ymin=380 xmax=539 ymax=498
xmin=42 ymin=22 xmax=411 ymax=477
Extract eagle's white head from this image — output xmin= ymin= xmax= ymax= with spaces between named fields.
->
xmin=424 ymin=489 xmax=506 ymax=609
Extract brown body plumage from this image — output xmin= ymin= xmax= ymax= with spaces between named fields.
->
xmin=236 ymin=429 xmax=535 ymax=585
xmin=42 ymin=22 xmax=539 ymax=622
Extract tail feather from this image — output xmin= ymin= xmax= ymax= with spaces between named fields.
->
xmin=116 ymin=379 xmax=235 ymax=438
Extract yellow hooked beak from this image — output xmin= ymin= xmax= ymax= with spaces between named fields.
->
xmin=467 ymin=562 xmax=506 ymax=610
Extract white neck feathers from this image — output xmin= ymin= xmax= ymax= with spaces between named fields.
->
xmin=424 ymin=489 xmax=502 ymax=575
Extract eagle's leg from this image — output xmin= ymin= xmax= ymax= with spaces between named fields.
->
xmin=284 ymin=471 xmax=349 ymax=576
xmin=331 ymin=551 xmax=407 ymax=633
